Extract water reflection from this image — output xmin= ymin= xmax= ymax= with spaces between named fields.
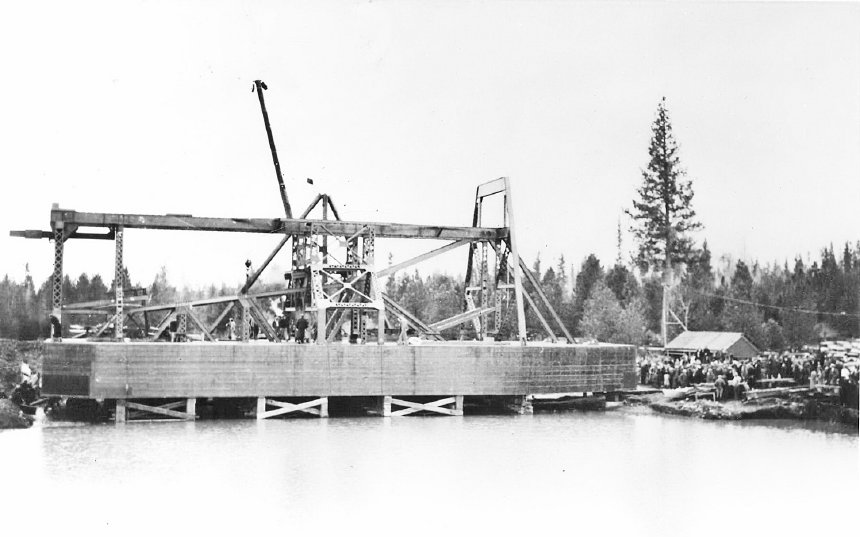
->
xmin=1 ymin=410 xmax=856 ymax=536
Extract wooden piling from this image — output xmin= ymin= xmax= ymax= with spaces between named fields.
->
xmin=115 ymin=399 xmax=127 ymax=423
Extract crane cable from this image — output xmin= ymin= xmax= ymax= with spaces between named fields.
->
xmin=687 ymin=288 xmax=860 ymax=319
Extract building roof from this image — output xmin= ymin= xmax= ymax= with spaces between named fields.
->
xmin=666 ymin=331 xmax=759 ymax=356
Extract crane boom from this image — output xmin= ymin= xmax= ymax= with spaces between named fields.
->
xmin=253 ymin=79 xmax=293 ymax=219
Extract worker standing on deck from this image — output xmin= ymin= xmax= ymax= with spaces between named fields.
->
xmin=295 ymin=313 xmax=309 ymax=344
xmin=228 ymin=317 xmax=236 ymax=340
xmin=49 ymin=313 xmax=62 ymax=340
xmin=278 ymin=314 xmax=289 ymax=340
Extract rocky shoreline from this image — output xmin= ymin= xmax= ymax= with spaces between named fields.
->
xmin=629 ymin=390 xmax=859 ymax=427
xmin=1 ymin=339 xmax=43 ymax=429
xmin=0 ymin=398 xmax=34 ymax=429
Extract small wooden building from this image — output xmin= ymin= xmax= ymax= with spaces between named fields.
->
xmin=666 ymin=331 xmax=759 ymax=360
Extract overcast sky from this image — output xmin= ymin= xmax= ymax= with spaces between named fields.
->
xmin=1 ymin=0 xmax=858 ymax=290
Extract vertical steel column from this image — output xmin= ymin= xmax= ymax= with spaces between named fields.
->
xmin=476 ymin=199 xmax=486 ymax=338
xmin=347 ymin=237 xmax=360 ymax=337
xmin=308 ymin=226 xmax=327 ymax=344
xmin=494 ymin=240 xmax=503 ymax=334
xmin=52 ymin=228 xmax=64 ymax=316
xmin=114 ymin=226 xmax=124 ymax=339
xmin=241 ymin=302 xmax=251 ymax=342
xmin=465 ymin=245 xmax=482 ymax=334
xmin=322 ymin=194 xmax=329 ymax=263
xmin=480 ymin=241 xmax=489 ymax=339
xmin=661 ymin=267 xmax=672 ymax=348
xmin=503 ymin=178 xmax=527 ymax=343
xmin=363 ymin=231 xmax=374 ymax=264
xmin=361 ymin=230 xmax=375 ymax=343
xmin=51 ymin=227 xmax=64 ymax=339
xmin=241 ymin=263 xmax=251 ymax=342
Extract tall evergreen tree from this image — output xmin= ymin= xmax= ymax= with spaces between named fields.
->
xmin=555 ymin=254 xmax=568 ymax=301
xmin=605 ymin=264 xmax=639 ymax=306
xmin=531 ymin=253 xmax=542 ymax=281
xmin=627 ymin=97 xmax=702 ymax=273
xmin=150 ymin=266 xmax=177 ymax=305
xmin=572 ymin=254 xmax=604 ymax=334
xmin=730 ymin=260 xmax=754 ymax=300
xmin=541 ymin=267 xmax=565 ymax=314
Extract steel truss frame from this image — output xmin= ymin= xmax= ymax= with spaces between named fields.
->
xmin=12 ymin=179 xmax=573 ymax=344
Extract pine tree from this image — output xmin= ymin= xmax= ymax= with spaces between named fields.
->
xmin=150 ymin=266 xmax=177 ymax=305
xmin=531 ymin=253 xmax=542 ymax=280
xmin=627 ymin=97 xmax=702 ymax=273
xmin=730 ymin=260 xmax=754 ymax=300
xmin=555 ymin=254 xmax=568 ymax=301
xmin=605 ymin=264 xmax=639 ymax=306
xmin=572 ymin=254 xmax=604 ymax=334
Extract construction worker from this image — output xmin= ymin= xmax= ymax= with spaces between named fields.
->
xmin=295 ymin=313 xmax=309 ymax=344
xmin=278 ymin=314 xmax=289 ymax=340
xmin=49 ymin=313 xmax=62 ymax=340
xmin=228 ymin=317 xmax=236 ymax=340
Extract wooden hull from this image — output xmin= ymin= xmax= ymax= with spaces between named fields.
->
xmin=42 ymin=341 xmax=637 ymax=399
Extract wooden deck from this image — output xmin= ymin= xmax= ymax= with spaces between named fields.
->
xmin=42 ymin=340 xmax=637 ymax=399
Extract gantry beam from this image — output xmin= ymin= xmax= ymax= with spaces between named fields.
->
xmin=11 ymin=209 xmax=508 ymax=241
xmin=10 ymin=229 xmax=115 ymax=240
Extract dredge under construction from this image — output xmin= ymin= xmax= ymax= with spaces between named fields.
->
xmin=11 ymin=81 xmax=636 ymax=422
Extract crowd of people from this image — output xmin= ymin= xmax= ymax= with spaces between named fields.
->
xmin=269 ymin=312 xmax=311 ymax=343
xmin=637 ymin=349 xmax=860 ymax=408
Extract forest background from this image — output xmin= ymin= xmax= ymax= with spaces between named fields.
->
xmin=2 ymin=239 xmax=858 ymax=349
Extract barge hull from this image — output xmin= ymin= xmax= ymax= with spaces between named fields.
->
xmin=42 ymin=341 xmax=637 ymax=399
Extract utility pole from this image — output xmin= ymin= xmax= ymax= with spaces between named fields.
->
xmin=662 ymin=266 xmax=688 ymax=348
xmin=662 ymin=267 xmax=671 ymax=348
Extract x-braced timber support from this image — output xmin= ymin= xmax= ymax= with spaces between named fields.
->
xmin=383 ymin=395 xmax=464 ymax=417
xmin=115 ymin=398 xmax=197 ymax=423
xmin=256 ymin=397 xmax=329 ymax=419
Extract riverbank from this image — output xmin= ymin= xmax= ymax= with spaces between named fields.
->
xmin=1 ymin=339 xmax=43 ymax=396
xmin=1 ymin=339 xmax=44 ymax=429
xmin=0 ymin=398 xmax=33 ymax=429
xmin=626 ymin=387 xmax=859 ymax=428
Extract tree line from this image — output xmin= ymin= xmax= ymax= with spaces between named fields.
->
xmin=0 ymin=265 xmax=270 ymax=340
xmin=532 ymin=241 xmax=860 ymax=348
xmin=1 ymin=240 xmax=857 ymax=348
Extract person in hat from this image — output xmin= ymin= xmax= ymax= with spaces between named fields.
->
xmin=295 ymin=313 xmax=309 ymax=344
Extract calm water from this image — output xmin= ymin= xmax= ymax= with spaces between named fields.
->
xmin=1 ymin=410 xmax=857 ymax=537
